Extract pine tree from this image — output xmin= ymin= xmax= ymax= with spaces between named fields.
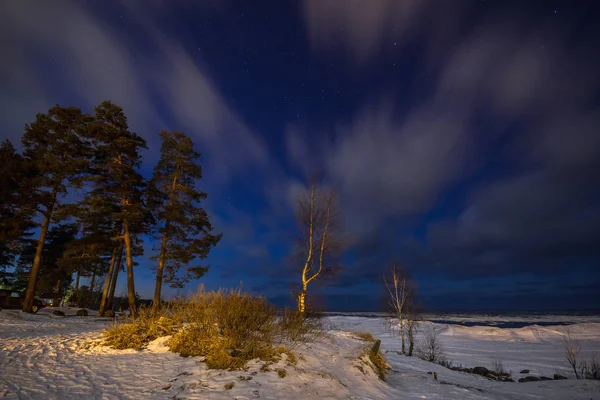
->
xmin=88 ymin=101 xmax=148 ymax=316
xmin=148 ymin=130 xmax=221 ymax=308
xmin=58 ymin=225 xmax=113 ymax=307
xmin=18 ymin=224 xmax=78 ymax=305
xmin=0 ymin=140 xmax=35 ymax=269
xmin=70 ymin=189 xmax=122 ymax=313
xmin=21 ymin=106 xmax=92 ymax=312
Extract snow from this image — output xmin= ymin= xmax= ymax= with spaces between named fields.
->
xmin=1 ymin=308 xmax=599 ymax=399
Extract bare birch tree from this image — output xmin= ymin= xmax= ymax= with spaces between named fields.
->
xmin=405 ymin=301 xmax=420 ymax=356
xmin=385 ymin=264 xmax=413 ymax=354
xmin=295 ymin=183 xmax=344 ymax=316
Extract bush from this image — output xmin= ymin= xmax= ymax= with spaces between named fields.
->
xmin=417 ymin=327 xmax=445 ymax=363
xmin=104 ymin=305 xmax=181 ymax=350
xmin=563 ymin=329 xmax=599 ymax=380
xmin=491 ymin=360 xmax=509 ymax=376
xmin=277 ymin=368 xmax=287 ymax=378
xmin=276 ymin=346 xmax=297 ymax=365
xmin=580 ymin=354 xmax=600 ymax=380
xmin=277 ymin=307 xmax=324 ymax=346
xmin=168 ymin=289 xmax=278 ymax=369
xmin=362 ymin=340 xmax=389 ymax=381
xmin=104 ymin=288 xmax=310 ymax=370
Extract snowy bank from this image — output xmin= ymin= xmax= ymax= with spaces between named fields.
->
xmin=1 ymin=309 xmax=599 ymax=399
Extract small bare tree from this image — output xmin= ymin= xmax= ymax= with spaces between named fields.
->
xmin=294 ymin=183 xmax=344 ymax=316
xmin=384 ymin=264 xmax=413 ymax=354
xmin=405 ymin=302 xmax=420 ymax=356
xmin=418 ymin=326 xmax=445 ymax=363
xmin=564 ymin=328 xmax=581 ymax=379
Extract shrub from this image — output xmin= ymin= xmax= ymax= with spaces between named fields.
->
xmin=260 ymin=363 xmax=272 ymax=372
xmin=277 ymin=307 xmax=324 ymax=346
xmin=168 ymin=288 xmax=277 ymax=369
xmin=417 ymin=327 xmax=445 ymax=363
xmin=276 ymin=346 xmax=297 ymax=365
xmin=580 ymin=354 xmax=600 ymax=380
xmin=224 ymin=382 xmax=235 ymax=390
xmin=104 ymin=306 xmax=181 ymax=350
xmin=491 ymin=360 xmax=509 ymax=376
xmin=277 ymin=368 xmax=287 ymax=378
xmin=104 ymin=288 xmax=308 ymax=371
xmin=362 ymin=340 xmax=389 ymax=381
xmin=564 ymin=329 xmax=581 ymax=379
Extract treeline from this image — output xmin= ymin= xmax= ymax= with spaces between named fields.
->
xmin=0 ymin=101 xmax=221 ymax=316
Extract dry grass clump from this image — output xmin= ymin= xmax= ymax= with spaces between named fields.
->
xmin=277 ymin=307 xmax=325 ymax=345
xmin=351 ymin=331 xmax=376 ymax=343
xmin=103 ymin=305 xmax=182 ymax=350
xmin=168 ymin=288 xmax=278 ymax=369
xmin=369 ymin=350 xmax=389 ymax=381
xmin=260 ymin=363 xmax=272 ymax=372
xmin=360 ymin=340 xmax=389 ymax=381
xmin=104 ymin=288 xmax=316 ymax=370
xmin=276 ymin=346 xmax=297 ymax=365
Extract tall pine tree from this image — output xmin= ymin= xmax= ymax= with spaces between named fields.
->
xmin=148 ymin=130 xmax=221 ymax=308
xmin=70 ymin=187 xmax=122 ymax=314
xmin=21 ymin=106 xmax=92 ymax=312
xmin=88 ymin=101 xmax=148 ymax=316
xmin=0 ymin=140 xmax=35 ymax=270
xmin=17 ymin=223 xmax=78 ymax=307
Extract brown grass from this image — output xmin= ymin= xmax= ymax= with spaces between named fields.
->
xmin=103 ymin=306 xmax=181 ymax=350
xmin=359 ymin=344 xmax=389 ymax=381
xmin=351 ymin=331 xmax=376 ymax=343
xmin=104 ymin=288 xmax=315 ymax=370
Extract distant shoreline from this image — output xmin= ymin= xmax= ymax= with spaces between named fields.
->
xmin=323 ymin=311 xmax=600 ymax=328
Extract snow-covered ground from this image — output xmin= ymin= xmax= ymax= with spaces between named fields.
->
xmin=1 ymin=308 xmax=599 ymax=399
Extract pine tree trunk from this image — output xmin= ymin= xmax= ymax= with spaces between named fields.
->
xmin=98 ymin=247 xmax=118 ymax=316
xmin=123 ymin=220 xmax=137 ymax=317
xmin=23 ymin=200 xmax=55 ymax=313
xmin=52 ymin=278 xmax=62 ymax=307
xmin=74 ymin=266 xmax=81 ymax=307
xmin=107 ymin=244 xmax=123 ymax=311
xmin=89 ymin=268 xmax=96 ymax=307
xmin=152 ymin=225 xmax=170 ymax=309
xmin=74 ymin=267 xmax=81 ymax=292
xmin=153 ymin=168 xmax=178 ymax=310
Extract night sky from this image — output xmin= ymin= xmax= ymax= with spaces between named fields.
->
xmin=1 ymin=1 xmax=599 ymax=311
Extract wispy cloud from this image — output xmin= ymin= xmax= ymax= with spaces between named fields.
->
xmin=0 ymin=1 xmax=268 ymax=182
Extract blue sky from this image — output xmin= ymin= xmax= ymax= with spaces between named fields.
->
xmin=1 ymin=0 xmax=599 ymax=311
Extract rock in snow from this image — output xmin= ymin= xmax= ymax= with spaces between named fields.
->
xmin=519 ymin=376 xmax=542 ymax=382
